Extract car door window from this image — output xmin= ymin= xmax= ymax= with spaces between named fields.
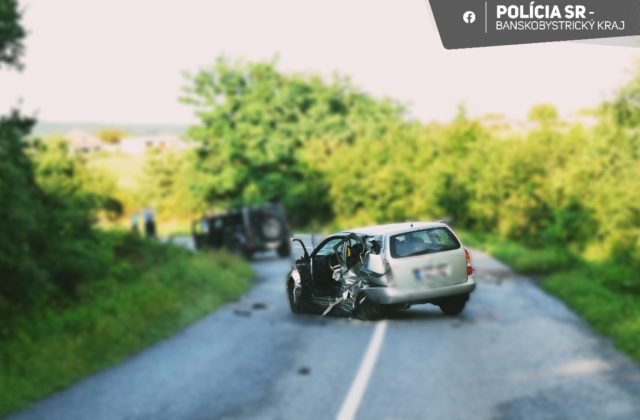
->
xmin=314 ymin=238 xmax=343 ymax=256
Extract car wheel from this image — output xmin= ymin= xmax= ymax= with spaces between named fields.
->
xmin=354 ymin=294 xmax=383 ymax=321
xmin=438 ymin=295 xmax=468 ymax=315
xmin=287 ymin=279 xmax=306 ymax=314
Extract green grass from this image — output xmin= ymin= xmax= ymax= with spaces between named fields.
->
xmin=0 ymin=236 xmax=253 ymax=416
xmin=460 ymin=230 xmax=640 ymax=362
xmin=541 ymin=264 xmax=640 ymax=361
xmin=460 ymin=230 xmax=577 ymax=275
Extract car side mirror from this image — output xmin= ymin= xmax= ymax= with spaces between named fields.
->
xmin=291 ymin=237 xmax=310 ymax=260
xmin=370 ymin=240 xmax=381 ymax=254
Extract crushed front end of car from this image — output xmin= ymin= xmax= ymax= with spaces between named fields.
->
xmin=287 ymin=232 xmax=391 ymax=320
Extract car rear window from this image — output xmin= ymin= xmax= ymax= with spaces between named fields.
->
xmin=390 ymin=227 xmax=460 ymax=258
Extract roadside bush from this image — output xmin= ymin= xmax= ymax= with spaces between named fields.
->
xmin=0 ymin=233 xmax=253 ymax=416
xmin=0 ymin=129 xmax=125 ymax=311
xmin=459 ymin=231 xmax=577 ymax=275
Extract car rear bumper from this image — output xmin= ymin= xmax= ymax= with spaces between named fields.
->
xmin=363 ymin=276 xmax=476 ymax=305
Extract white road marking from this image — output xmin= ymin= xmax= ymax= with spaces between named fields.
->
xmin=336 ymin=320 xmax=388 ymax=420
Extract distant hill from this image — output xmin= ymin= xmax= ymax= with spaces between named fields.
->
xmin=33 ymin=121 xmax=188 ymax=137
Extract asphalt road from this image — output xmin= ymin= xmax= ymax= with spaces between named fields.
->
xmin=11 ymin=245 xmax=640 ymax=420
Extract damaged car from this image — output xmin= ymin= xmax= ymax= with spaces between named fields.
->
xmin=286 ymin=222 xmax=475 ymax=320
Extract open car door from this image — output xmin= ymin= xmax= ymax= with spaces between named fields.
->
xmin=291 ymin=238 xmax=313 ymax=299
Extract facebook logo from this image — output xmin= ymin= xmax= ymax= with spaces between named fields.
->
xmin=463 ymin=11 xmax=476 ymax=23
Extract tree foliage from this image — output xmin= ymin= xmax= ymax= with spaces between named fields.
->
xmin=181 ymin=58 xmax=404 ymax=224
xmin=0 ymin=5 xmax=121 ymax=311
xmin=0 ymin=113 xmax=47 ymax=305
xmin=180 ymin=58 xmax=640 ymax=268
xmin=0 ymin=0 xmax=25 ymax=69
xmin=139 ymin=148 xmax=196 ymax=218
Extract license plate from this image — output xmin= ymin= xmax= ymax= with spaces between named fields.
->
xmin=413 ymin=263 xmax=452 ymax=280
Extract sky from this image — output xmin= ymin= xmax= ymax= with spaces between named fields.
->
xmin=0 ymin=0 xmax=638 ymax=125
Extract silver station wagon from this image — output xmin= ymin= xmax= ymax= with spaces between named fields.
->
xmin=286 ymin=222 xmax=475 ymax=320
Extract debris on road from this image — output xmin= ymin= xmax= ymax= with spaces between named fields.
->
xmin=233 ymin=309 xmax=252 ymax=317
xmin=298 ymin=366 xmax=311 ymax=375
xmin=252 ymin=302 xmax=268 ymax=310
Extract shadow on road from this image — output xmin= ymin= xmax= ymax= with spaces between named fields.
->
xmin=384 ymin=307 xmax=459 ymax=322
xmin=287 ymin=305 xmax=461 ymax=324
xmin=249 ymin=252 xmax=285 ymax=262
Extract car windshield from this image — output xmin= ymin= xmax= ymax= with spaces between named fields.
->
xmin=390 ymin=227 xmax=460 ymax=258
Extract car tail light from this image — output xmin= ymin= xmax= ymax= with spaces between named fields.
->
xmin=465 ymin=248 xmax=473 ymax=276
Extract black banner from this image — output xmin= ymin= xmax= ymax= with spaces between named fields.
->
xmin=429 ymin=0 xmax=640 ymax=48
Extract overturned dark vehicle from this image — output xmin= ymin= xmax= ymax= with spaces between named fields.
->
xmin=192 ymin=203 xmax=291 ymax=258
xmin=286 ymin=222 xmax=476 ymax=320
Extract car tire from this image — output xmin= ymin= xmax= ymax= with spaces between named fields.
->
xmin=353 ymin=294 xmax=383 ymax=321
xmin=438 ymin=294 xmax=468 ymax=315
xmin=287 ymin=279 xmax=306 ymax=314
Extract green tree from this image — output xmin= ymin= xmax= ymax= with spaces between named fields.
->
xmin=178 ymin=56 xmax=640 ymax=270
xmin=0 ymin=5 xmax=119 ymax=309
xmin=0 ymin=113 xmax=49 ymax=305
xmin=181 ymin=58 xmax=404 ymax=225
xmin=0 ymin=1 xmax=43 ymax=306
xmin=602 ymin=61 xmax=640 ymax=128
xmin=139 ymin=149 xmax=195 ymax=217
xmin=0 ymin=0 xmax=25 ymax=69
xmin=29 ymin=138 xmax=115 ymax=296
xmin=528 ymin=103 xmax=559 ymax=125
